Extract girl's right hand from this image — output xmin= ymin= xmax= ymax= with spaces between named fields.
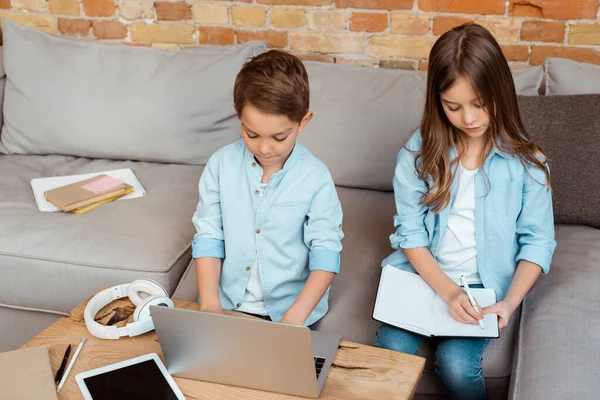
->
xmin=446 ymin=288 xmax=483 ymax=325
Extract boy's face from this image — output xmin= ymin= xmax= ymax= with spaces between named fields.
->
xmin=239 ymin=103 xmax=312 ymax=169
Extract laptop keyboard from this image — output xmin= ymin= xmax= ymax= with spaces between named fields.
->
xmin=314 ymin=356 xmax=326 ymax=379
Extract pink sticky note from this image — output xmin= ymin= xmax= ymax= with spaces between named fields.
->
xmin=82 ymin=175 xmax=125 ymax=194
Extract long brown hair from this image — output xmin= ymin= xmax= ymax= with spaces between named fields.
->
xmin=418 ymin=23 xmax=550 ymax=212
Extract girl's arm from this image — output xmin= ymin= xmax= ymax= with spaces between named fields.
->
xmin=483 ymin=260 xmax=541 ymax=331
xmin=404 ymin=247 xmax=482 ymax=324
xmin=483 ymin=163 xmax=556 ymax=330
xmin=391 ymin=133 xmax=481 ymax=325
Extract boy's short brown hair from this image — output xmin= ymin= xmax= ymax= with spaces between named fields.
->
xmin=234 ymin=50 xmax=310 ymax=124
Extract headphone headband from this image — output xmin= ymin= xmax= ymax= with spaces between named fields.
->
xmin=84 ymin=280 xmax=173 ymax=340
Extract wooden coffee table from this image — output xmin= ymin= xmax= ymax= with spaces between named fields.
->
xmin=21 ymin=295 xmax=425 ymax=399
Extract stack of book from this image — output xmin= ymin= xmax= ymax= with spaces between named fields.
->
xmin=44 ymin=174 xmax=133 ymax=214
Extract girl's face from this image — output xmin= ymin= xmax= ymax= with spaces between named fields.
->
xmin=440 ymin=75 xmax=490 ymax=139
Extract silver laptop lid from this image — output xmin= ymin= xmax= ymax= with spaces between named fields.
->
xmin=151 ymin=306 xmax=320 ymax=398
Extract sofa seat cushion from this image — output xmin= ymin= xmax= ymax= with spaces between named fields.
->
xmin=511 ymin=224 xmax=600 ymax=400
xmin=0 ymin=154 xmax=202 ymax=313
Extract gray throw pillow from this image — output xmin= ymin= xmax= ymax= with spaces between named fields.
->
xmin=545 ymin=57 xmax=600 ymax=95
xmin=301 ymin=62 xmax=544 ymax=192
xmin=0 ymin=21 xmax=265 ymax=165
xmin=518 ymin=94 xmax=600 ymax=229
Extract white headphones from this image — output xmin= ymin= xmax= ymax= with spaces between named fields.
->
xmin=84 ymin=279 xmax=175 ymax=340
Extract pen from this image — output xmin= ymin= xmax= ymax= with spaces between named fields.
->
xmin=460 ymin=275 xmax=485 ymax=330
xmin=54 ymin=344 xmax=72 ymax=384
xmin=57 ymin=338 xmax=86 ymax=393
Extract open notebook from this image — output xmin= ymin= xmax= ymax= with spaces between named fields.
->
xmin=373 ymin=265 xmax=499 ymax=338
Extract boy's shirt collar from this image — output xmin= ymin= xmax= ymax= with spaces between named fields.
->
xmin=244 ymin=141 xmax=300 ymax=188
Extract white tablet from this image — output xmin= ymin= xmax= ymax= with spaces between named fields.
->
xmin=75 ymin=353 xmax=186 ymax=400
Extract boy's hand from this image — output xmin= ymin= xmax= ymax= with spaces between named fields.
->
xmin=482 ymin=300 xmax=516 ymax=332
xmin=280 ymin=309 xmax=306 ymax=326
xmin=446 ymin=288 xmax=483 ymax=325
xmin=199 ymin=299 xmax=224 ymax=314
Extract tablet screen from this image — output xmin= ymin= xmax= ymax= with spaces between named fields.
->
xmin=83 ymin=359 xmax=180 ymax=400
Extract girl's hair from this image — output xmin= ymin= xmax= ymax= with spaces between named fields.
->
xmin=418 ymin=23 xmax=550 ymax=212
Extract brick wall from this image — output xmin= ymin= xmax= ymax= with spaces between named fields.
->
xmin=1 ymin=0 xmax=600 ymax=70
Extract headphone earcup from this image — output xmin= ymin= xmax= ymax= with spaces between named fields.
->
xmin=133 ymin=295 xmax=175 ymax=323
xmin=128 ymin=279 xmax=168 ymax=306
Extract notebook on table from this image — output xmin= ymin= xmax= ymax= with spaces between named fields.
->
xmin=373 ymin=265 xmax=499 ymax=338
xmin=44 ymin=174 xmax=133 ymax=212
xmin=0 ymin=346 xmax=58 ymax=400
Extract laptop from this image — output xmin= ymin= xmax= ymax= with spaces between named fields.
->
xmin=150 ymin=306 xmax=341 ymax=398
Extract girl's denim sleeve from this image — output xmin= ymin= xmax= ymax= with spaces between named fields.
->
xmin=303 ymin=170 xmax=344 ymax=274
xmin=389 ymin=136 xmax=430 ymax=250
xmin=515 ymin=164 xmax=557 ymax=273
xmin=191 ymin=154 xmax=225 ymax=259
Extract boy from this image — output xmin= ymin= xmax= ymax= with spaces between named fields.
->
xmin=191 ymin=50 xmax=344 ymax=327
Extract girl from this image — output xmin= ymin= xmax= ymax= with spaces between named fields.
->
xmin=374 ymin=23 xmax=556 ymax=399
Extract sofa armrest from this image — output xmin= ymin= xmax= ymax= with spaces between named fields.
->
xmin=172 ymin=258 xmax=199 ymax=303
xmin=509 ymin=225 xmax=600 ymax=399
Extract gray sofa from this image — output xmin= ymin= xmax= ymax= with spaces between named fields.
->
xmin=1 ymin=22 xmax=598 ymax=399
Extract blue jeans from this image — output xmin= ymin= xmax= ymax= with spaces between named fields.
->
xmin=373 ymin=295 xmax=491 ymax=400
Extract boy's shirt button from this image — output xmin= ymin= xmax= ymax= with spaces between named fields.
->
xmin=251 ymin=162 xmax=256 ymax=167
xmin=254 ymin=190 xmax=260 ymax=195
xmin=255 ymin=229 xmax=261 ymax=234
xmin=236 ymin=302 xmax=241 ymax=307
xmin=245 ymin=266 xmax=251 ymax=271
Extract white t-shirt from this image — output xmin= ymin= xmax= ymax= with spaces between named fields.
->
xmin=436 ymin=163 xmax=482 ymax=285
xmin=237 ymin=256 xmax=269 ymax=316
xmin=238 ymin=183 xmax=269 ymax=316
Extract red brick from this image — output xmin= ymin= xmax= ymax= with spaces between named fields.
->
xmin=530 ymin=45 xmax=600 ymax=66
xmin=199 ymin=27 xmax=235 ymax=45
xmin=58 ymin=18 xmax=91 ymax=36
xmin=298 ymin=53 xmax=335 ymax=63
xmin=419 ymin=60 xmax=428 ymax=71
xmin=350 ymin=12 xmax=387 ymax=32
xmin=509 ymin=0 xmax=597 ymax=20
xmin=520 ymin=20 xmax=564 ymax=43
xmin=0 ymin=0 xmax=10 ymax=9
xmin=236 ymin=30 xmax=287 ymax=49
xmin=501 ymin=45 xmax=529 ymax=61
xmin=258 ymin=0 xmax=331 ymax=5
xmin=433 ymin=16 xmax=473 ymax=35
xmin=82 ymin=0 xmax=115 ymax=17
xmin=336 ymin=0 xmax=412 ymax=10
xmin=156 ymin=2 xmax=192 ymax=21
xmin=420 ymin=0 xmax=504 ymax=15
xmin=92 ymin=20 xmax=127 ymax=40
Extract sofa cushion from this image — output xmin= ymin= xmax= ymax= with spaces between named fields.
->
xmin=0 ymin=21 xmax=265 ymax=164
xmin=518 ymin=94 xmax=600 ymax=229
xmin=510 ymin=225 xmax=600 ymax=400
xmin=300 ymin=63 xmax=544 ymax=192
xmin=545 ymin=57 xmax=600 ymax=95
xmin=0 ymin=154 xmax=202 ymax=313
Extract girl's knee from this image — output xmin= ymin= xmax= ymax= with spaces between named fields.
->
xmin=373 ymin=324 xmax=421 ymax=355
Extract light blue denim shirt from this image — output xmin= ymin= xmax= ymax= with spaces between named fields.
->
xmin=192 ymin=139 xmax=344 ymax=326
xmin=383 ymin=131 xmax=556 ymax=300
